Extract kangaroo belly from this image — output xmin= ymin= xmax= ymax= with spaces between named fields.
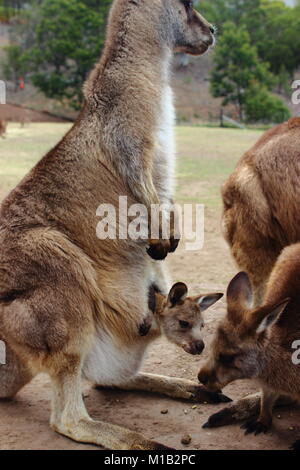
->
xmin=83 ymin=331 xmax=149 ymax=386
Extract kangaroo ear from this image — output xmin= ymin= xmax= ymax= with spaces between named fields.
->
xmin=195 ymin=293 xmax=223 ymax=312
xmin=168 ymin=282 xmax=188 ymax=307
xmin=227 ymin=272 xmax=253 ymax=310
xmin=256 ymin=298 xmax=290 ymax=334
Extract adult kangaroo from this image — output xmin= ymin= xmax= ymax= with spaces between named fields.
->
xmin=0 ymin=0 xmax=215 ymax=450
xmin=222 ymin=118 xmax=300 ymax=306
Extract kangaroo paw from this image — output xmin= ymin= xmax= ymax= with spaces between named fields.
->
xmin=203 ymin=393 xmax=262 ymax=429
xmin=169 ymin=236 xmax=180 ymax=253
xmin=203 ymin=407 xmax=236 ymax=429
xmin=241 ymin=419 xmax=270 ymax=436
xmin=147 ymin=240 xmax=171 ymax=261
xmin=190 ymin=386 xmax=232 ymax=404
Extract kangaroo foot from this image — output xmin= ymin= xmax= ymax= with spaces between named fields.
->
xmin=241 ymin=419 xmax=270 ymax=436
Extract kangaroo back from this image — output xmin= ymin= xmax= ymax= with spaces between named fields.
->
xmin=222 ymin=119 xmax=300 ymax=304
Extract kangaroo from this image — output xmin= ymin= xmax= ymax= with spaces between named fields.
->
xmin=0 ymin=0 xmax=215 ymax=450
xmin=222 ymin=117 xmax=300 ymax=306
xmin=139 ymin=282 xmax=224 ymax=356
xmin=198 ymin=266 xmax=300 ymax=449
xmin=114 ymin=282 xmax=229 ymax=402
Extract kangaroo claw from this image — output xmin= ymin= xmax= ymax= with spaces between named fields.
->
xmin=241 ymin=419 xmax=270 ymax=436
xmin=202 ymin=408 xmax=234 ymax=429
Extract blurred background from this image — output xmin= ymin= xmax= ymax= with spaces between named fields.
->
xmin=0 ymin=0 xmax=299 ymax=126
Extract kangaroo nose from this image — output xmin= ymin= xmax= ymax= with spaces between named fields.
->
xmin=209 ymin=25 xmax=215 ymax=34
xmin=195 ymin=340 xmax=205 ymax=355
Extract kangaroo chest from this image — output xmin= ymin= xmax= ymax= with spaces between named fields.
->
xmin=153 ymin=84 xmax=176 ymax=202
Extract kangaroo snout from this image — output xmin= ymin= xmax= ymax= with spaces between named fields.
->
xmin=184 ymin=339 xmax=205 ymax=355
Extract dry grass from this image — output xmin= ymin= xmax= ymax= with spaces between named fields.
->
xmin=0 ymin=122 xmax=263 ymax=207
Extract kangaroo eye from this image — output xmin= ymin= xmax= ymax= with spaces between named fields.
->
xmin=219 ymin=354 xmax=235 ymax=365
xmin=179 ymin=320 xmax=190 ymax=329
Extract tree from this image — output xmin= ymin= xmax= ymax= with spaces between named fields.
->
xmin=2 ymin=44 xmax=28 ymax=91
xmin=257 ymin=1 xmax=300 ymax=77
xmin=26 ymin=0 xmax=112 ymax=109
xmin=199 ymin=0 xmax=300 ymax=79
xmin=210 ymin=23 xmax=275 ymax=121
xmin=244 ymin=85 xmax=291 ymax=123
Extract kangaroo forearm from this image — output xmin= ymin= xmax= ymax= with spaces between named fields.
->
xmin=117 ymin=373 xmax=195 ymax=396
xmin=203 ymin=392 xmax=296 ymax=429
xmin=203 ymin=393 xmax=261 ymax=428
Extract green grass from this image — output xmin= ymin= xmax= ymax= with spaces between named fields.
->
xmin=176 ymin=126 xmax=263 ymax=206
xmin=0 ymin=123 xmax=71 ymax=197
xmin=0 ymin=123 xmax=263 ymax=209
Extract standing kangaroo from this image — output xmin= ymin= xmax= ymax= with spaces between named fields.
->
xmin=0 ymin=0 xmax=215 ymax=450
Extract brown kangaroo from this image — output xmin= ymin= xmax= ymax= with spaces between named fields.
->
xmin=140 ymin=282 xmax=223 ymax=356
xmin=0 ymin=0 xmax=216 ymax=450
xmin=198 ymin=264 xmax=300 ymax=449
xmin=116 ymin=282 xmax=228 ymax=403
xmin=222 ymin=117 xmax=300 ymax=305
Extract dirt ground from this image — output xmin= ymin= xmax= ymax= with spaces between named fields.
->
xmin=0 ymin=123 xmax=299 ymax=450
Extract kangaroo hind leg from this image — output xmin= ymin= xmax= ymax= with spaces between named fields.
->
xmin=50 ymin=356 xmax=173 ymax=450
xmin=0 ymin=342 xmax=33 ymax=399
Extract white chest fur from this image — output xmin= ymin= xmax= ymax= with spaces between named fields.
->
xmin=83 ymin=330 xmax=150 ymax=386
xmin=154 ymin=82 xmax=176 ymax=203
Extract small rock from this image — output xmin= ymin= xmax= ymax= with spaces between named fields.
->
xmin=289 ymin=426 xmax=295 ymax=431
xmin=161 ymin=409 xmax=168 ymax=415
xmin=184 ymin=409 xmax=188 ymax=415
xmin=181 ymin=435 xmax=192 ymax=446
xmin=276 ymin=415 xmax=281 ymax=419
xmin=192 ymin=405 xmax=197 ymax=410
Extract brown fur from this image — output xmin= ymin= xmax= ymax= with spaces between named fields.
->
xmin=199 ymin=264 xmax=300 ymax=442
xmin=0 ymin=0 xmax=215 ymax=450
xmin=141 ymin=282 xmax=223 ymax=355
xmin=222 ymin=118 xmax=300 ymax=304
